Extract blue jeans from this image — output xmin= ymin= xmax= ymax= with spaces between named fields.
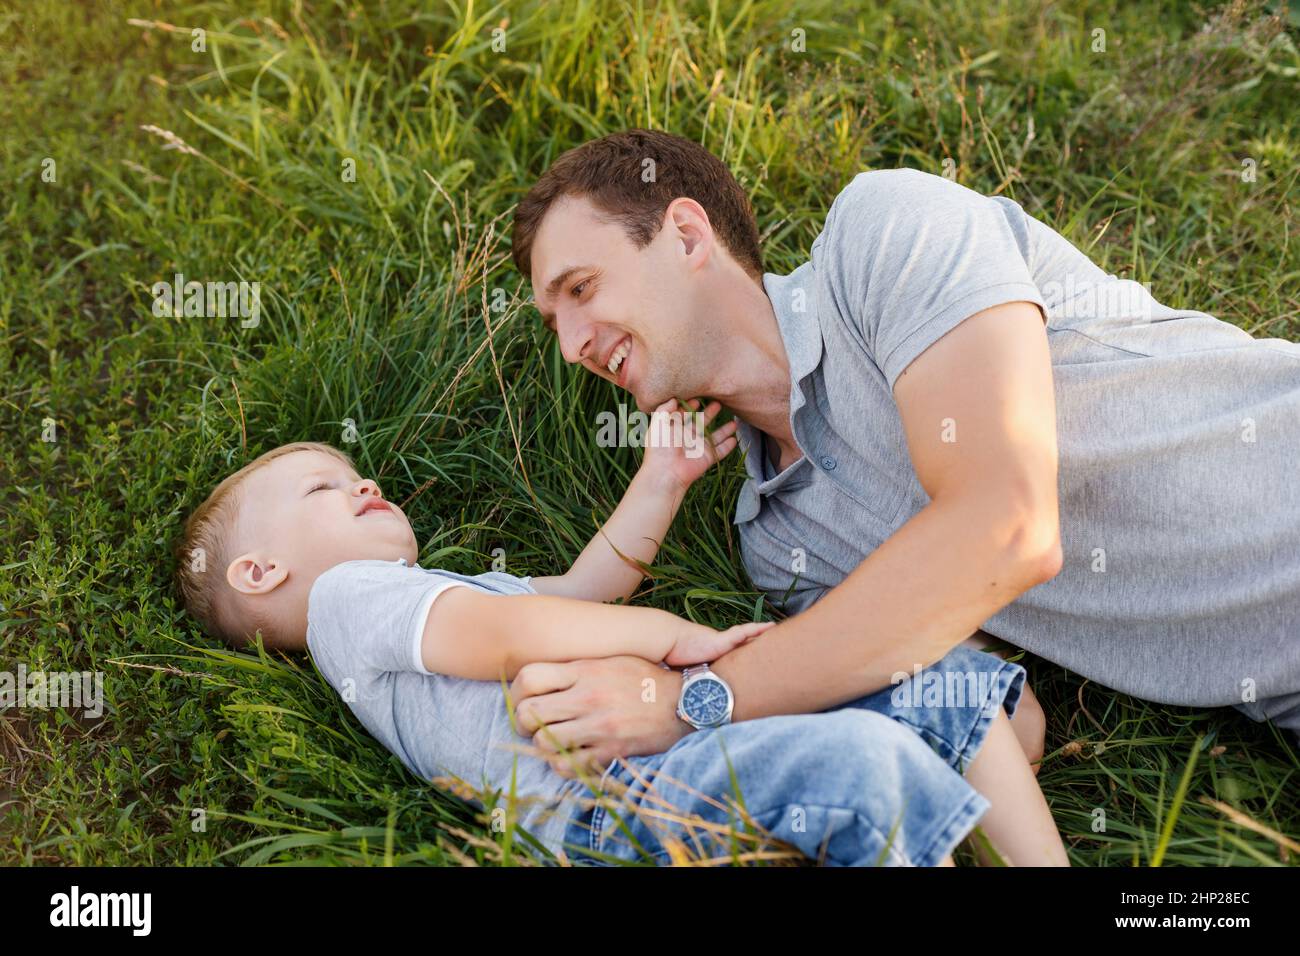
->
xmin=556 ymin=644 xmax=1026 ymax=866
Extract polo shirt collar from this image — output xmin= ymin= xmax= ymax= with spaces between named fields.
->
xmin=733 ymin=263 xmax=825 ymax=524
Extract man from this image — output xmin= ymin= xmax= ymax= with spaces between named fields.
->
xmin=507 ymin=128 xmax=1300 ymax=773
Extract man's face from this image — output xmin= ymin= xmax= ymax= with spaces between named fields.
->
xmin=236 ymin=450 xmax=419 ymax=580
xmin=530 ymin=194 xmax=706 ymax=412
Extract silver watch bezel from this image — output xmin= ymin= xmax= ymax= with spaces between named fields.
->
xmin=676 ymin=664 xmax=735 ymax=729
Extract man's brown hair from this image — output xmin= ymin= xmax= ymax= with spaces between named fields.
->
xmin=175 ymin=441 xmax=355 ymax=649
xmin=511 ymin=128 xmax=763 ymax=283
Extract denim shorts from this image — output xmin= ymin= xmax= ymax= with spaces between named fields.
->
xmin=556 ymin=644 xmax=1026 ymax=866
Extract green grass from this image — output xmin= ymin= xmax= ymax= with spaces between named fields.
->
xmin=2 ymin=0 xmax=1298 ymax=866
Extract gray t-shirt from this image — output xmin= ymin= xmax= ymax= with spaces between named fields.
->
xmin=736 ymin=167 xmax=1300 ymax=733
xmin=306 ymin=559 xmax=586 ymax=856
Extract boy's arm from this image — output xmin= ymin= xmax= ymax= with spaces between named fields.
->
xmin=529 ymin=466 xmax=686 ymax=602
xmin=418 ymin=586 xmax=767 ymax=682
xmin=531 ymin=399 xmax=737 ymax=603
xmin=420 ymin=587 xmax=684 ymax=680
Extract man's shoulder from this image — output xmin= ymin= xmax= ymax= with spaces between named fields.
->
xmin=825 ymin=167 xmax=977 ymax=226
xmin=840 ymin=166 xmax=935 ymax=192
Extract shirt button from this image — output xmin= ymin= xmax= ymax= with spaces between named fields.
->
xmin=820 ymin=455 xmax=837 ymax=471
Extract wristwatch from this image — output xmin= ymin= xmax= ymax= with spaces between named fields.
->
xmin=675 ymin=664 xmax=735 ymax=730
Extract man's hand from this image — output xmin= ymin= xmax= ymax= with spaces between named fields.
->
xmin=509 ymin=656 xmax=690 ymax=778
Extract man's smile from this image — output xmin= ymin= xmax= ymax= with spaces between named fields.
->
xmin=603 ymin=334 xmax=633 ymax=387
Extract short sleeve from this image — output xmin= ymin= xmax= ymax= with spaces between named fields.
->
xmin=815 ymin=168 xmax=1046 ymax=391
xmin=306 ymin=560 xmax=471 ymax=681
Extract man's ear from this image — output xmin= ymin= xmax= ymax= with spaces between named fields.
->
xmin=665 ymin=197 xmax=713 ymax=267
xmin=226 ymin=552 xmax=289 ymax=596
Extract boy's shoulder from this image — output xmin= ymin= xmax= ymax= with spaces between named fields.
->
xmin=306 ymin=559 xmax=536 ymax=662
xmin=311 ymin=558 xmax=534 ymax=601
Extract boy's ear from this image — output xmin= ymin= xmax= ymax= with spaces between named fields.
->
xmin=226 ymin=552 xmax=289 ymax=596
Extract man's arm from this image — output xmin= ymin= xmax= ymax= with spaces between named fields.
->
xmin=511 ymin=300 xmax=1061 ymax=774
xmin=710 ymin=300 xmax=1061 ymax=719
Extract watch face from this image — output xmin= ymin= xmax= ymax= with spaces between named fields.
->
xmin=682 ymin=676 xmax=730 ymax=726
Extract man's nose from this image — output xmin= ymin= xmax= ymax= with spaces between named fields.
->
xmin=555 ymin=312 xmax=596 ymax=367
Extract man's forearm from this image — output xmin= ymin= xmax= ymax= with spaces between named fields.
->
xmin=708 ymin=490 xmax=1060 ymax=721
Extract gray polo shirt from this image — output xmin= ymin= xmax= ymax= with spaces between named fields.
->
xmin=735 ymin=167 xmax=1300 ymax=737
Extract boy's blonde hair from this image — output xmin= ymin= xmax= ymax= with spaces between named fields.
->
xmin=175 ymin=441 xmax=355 ymax=649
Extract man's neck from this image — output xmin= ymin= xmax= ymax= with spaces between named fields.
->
xmin=697 ymin=264 xmax=797 ymax=458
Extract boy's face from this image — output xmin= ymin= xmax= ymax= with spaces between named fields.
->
xmin=234 ymin=449 xmax=418 ymax=581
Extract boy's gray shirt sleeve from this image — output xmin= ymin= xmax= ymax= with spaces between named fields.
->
xmin=304 ymin=561 xmax=476 ymax=777
xmin=307 ymin=561 xmax=470 ymax=677
xmin=814 ymin=167 xmax=1047 ymax=390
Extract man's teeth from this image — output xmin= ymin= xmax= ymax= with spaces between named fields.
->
xmin=607 ymin=340 xmax=630 ymax=374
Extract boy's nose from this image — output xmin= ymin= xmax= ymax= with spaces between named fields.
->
xmin=353 ymin=478 xmax=381 ymax=498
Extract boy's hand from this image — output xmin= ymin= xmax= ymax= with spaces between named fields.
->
xmin=641 ymin=398 xmax=738 ymax=494
xmin=664 ymin=620 xmax=775 ymax=667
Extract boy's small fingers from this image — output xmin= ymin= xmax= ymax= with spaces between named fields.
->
xmin=708 ymin=423 xmax=737 ymax=450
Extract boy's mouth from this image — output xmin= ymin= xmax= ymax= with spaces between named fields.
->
xmin=356 ymin=498 xmax=393 ymax=517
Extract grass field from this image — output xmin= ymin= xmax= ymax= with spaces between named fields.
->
xmin=2 ymin=0 xmax=1298 ymax=866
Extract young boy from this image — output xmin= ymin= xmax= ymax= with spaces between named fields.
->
xmin=176 ymin=400 xmax=1067 ymax=866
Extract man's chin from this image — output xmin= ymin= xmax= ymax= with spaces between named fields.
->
xmin=630 ymin=386 xmax=668 ymax=414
